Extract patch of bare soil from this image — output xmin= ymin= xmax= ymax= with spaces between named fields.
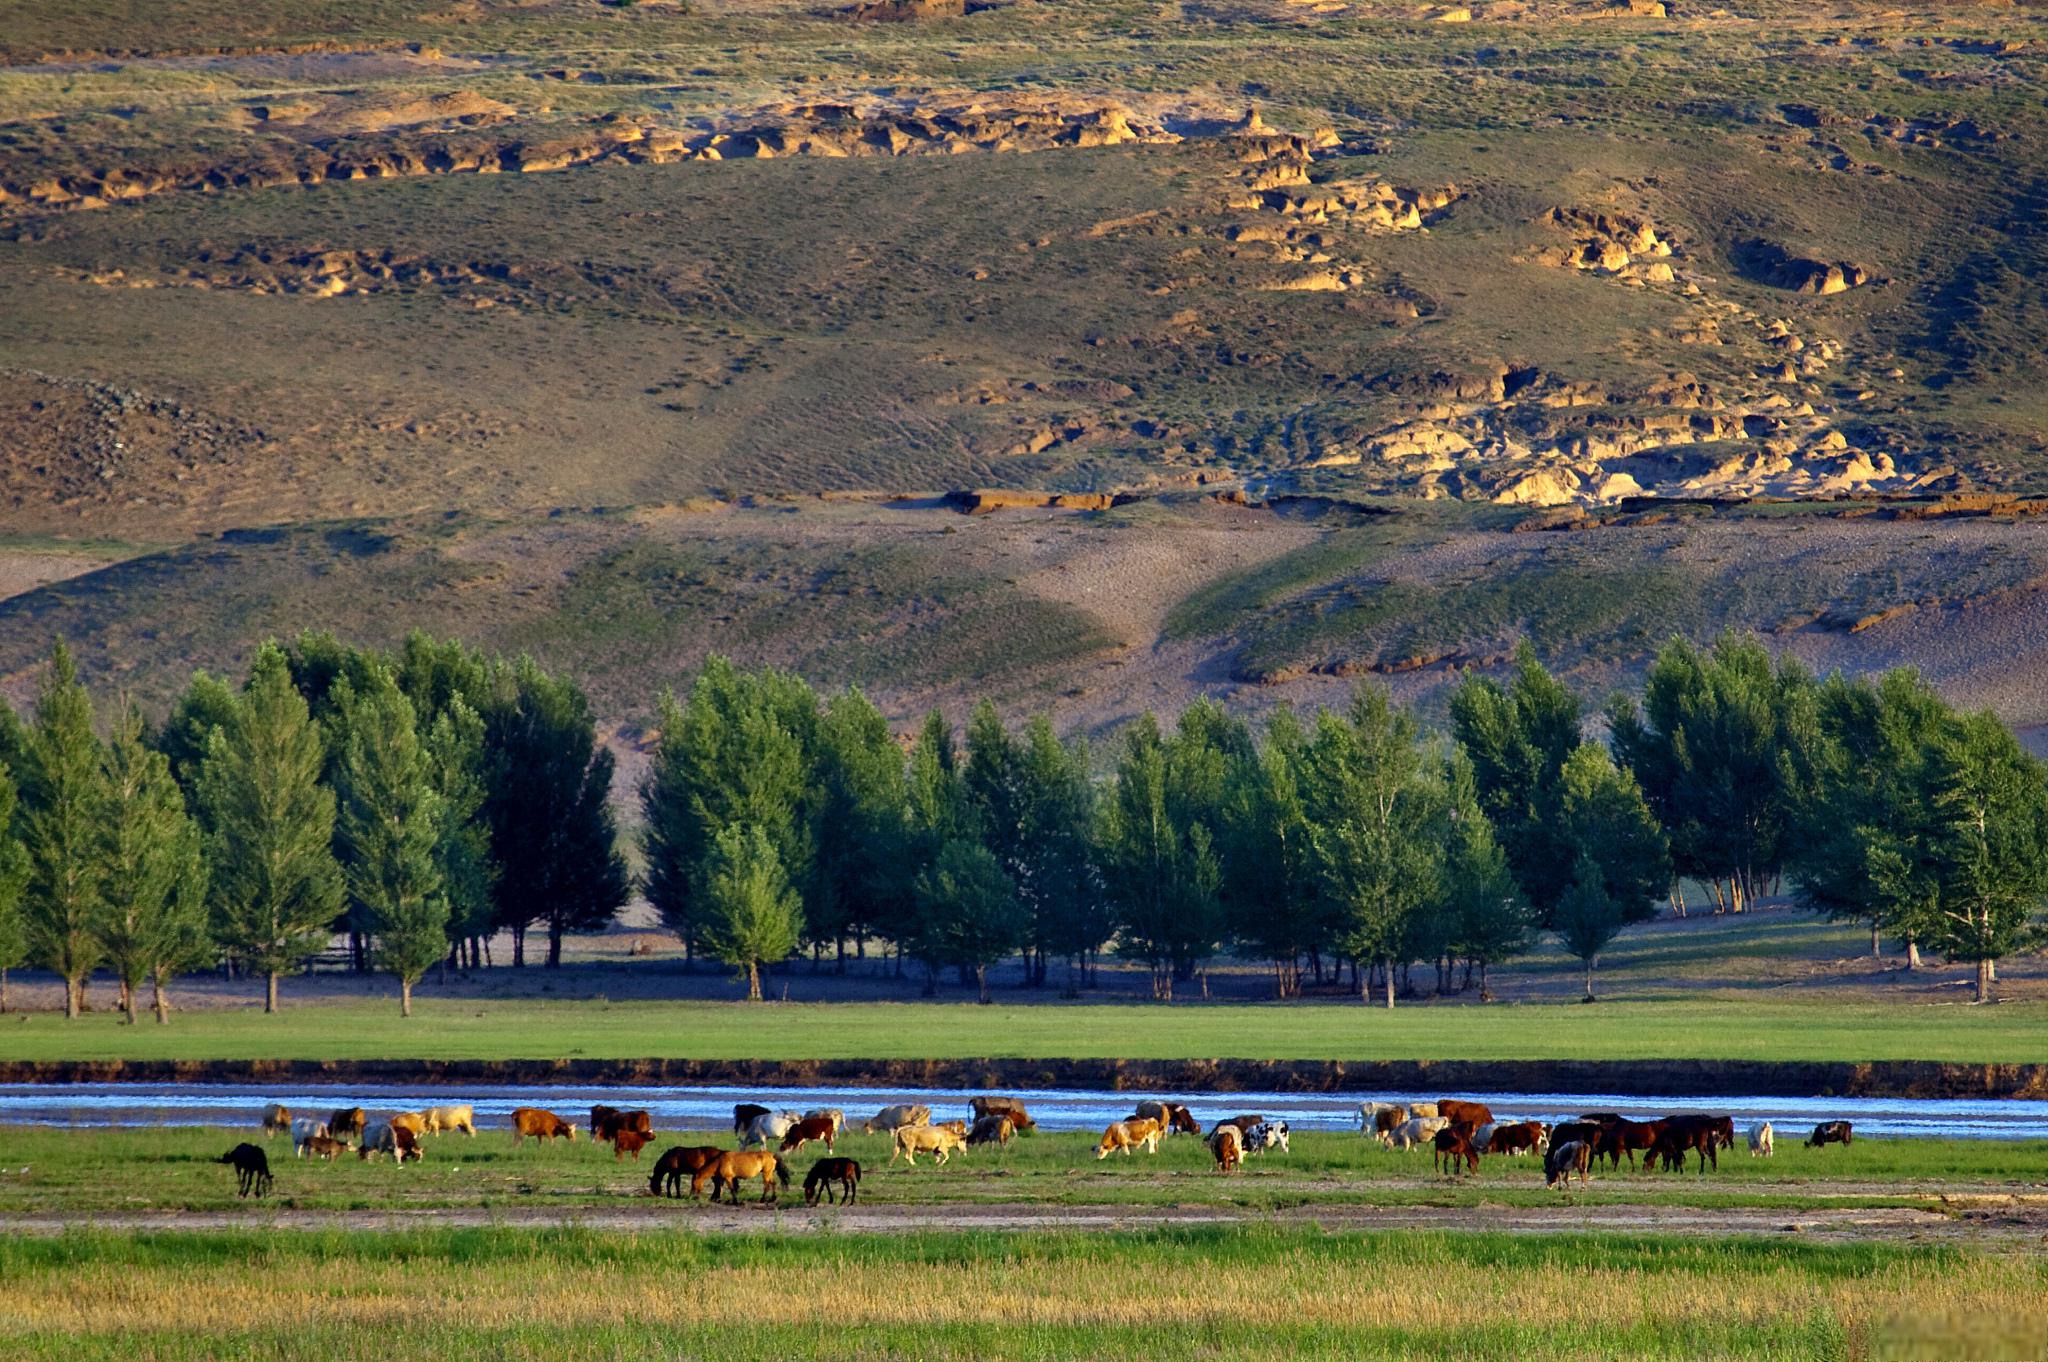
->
xmin=0 ymin=550 xmax=112 ymax=601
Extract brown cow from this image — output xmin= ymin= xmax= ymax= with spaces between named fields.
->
xmin=649 ymin=1145 xmax=723 ymax=1198
xmin=1437 ymin=1099 xmax=1493 ymax=1129
xmin=1209 ymin=1124 xmax=1243 ymax=1173
xmin=779 ymin=1116 xmax=838 ymax=1155
xmin=304 ymin=1134 xmax=351 ymax=1161
xmin=611 ymin=1128 xmax=655 ymax=1161
xmin=1213 ymin=1115 xmax=1267 ymax=1136
xmin=969 ymin=1097 xmax=1037 ymax=1133
xmin=510 ymin=1107 xmax=579 ymax=1144
xmin=1134 ymin=1101 xmax=1200 ymax=1135
xmin=1486 ymin=1121 xmax=1548 ymax=1157
xmin=1432 ymin=1124 xmax=1480 ymax=1176
xmin=596 ymin=1109 xmax=654 ymax=1142
xmin=1097 ymin=1117 xmax=1164 ymax=1159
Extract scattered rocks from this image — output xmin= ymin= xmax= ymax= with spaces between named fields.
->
xmin=1737 ymin=239 xmax=1875 ymax=295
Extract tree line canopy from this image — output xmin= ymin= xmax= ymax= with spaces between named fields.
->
xmin=0 ymin=631 xmax=2042 ymax=1017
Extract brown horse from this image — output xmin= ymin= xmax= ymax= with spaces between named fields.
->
xmin=1432 ymin=1125 xmax=1480 ymax=1176
xmin=649 ymin=1145 xmax=723 ymax=1198
xmin=694 ymin=1150 xmax=792 ymax=1205
xmin=803 ymin=1157 xmax=862 ymax=1205
xmin=1593 ymin=1117 xmax=1666 ymax=1171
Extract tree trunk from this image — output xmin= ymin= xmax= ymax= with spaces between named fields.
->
xmin=748 ymin=959 xmax=763 ymax=1002
xmin=1987 ymin=958 xmax=1997 ymax=982
xmin=1976 ymin=957 xmax=1994 ymax=1004
xmin=1584 ymin=958 xmax=1597 ymax=1002
xmin=1383 ymin=957 xmax=1396 ymax=1011
xmin=266 ymin=971 xmax=280 ymax=1014
xmin=976 ymin=964 xmax=990 ymax=1005
xmin=1478 ymin=959 xmax=1493 ymax=1004
xmin=1871 ymin=922 xmax=1881 ymax=958
xmin=122 ymin=981 xmax=138 ymax=1025
xmin=401 ymin=977 xmax=414 ymax=1018
xmin=0 ymin=967 xmax=9 ymax=1013
xmin=547 ymin=919 xmax=564 ymax=969
xmin=152 ymin=969 xmax=170 ymax=1024
xmin=512 ymin=926 xmax=526 ymax=968
xmin=65 ymin=975 xmax=81 ymax=1019
xmin=1906 ymin=936 xmax=1922 ymax=971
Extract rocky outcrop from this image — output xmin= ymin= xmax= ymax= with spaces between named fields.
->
xmin=943 ymin=488 xmax=1132 ymax=514
xmin=1738 ymin=239 xmax=1874 ymax=295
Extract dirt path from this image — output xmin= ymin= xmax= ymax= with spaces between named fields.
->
xmin=6 ymin=1198 xmax=2039 ymax=1246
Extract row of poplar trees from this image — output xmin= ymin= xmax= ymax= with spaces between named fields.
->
xmin=0 ymin=633 xmax=626 ymax=1021
xmin=647 ymin=638 xmax=2048 ymax=1006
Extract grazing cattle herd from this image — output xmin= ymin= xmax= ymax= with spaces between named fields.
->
xmin=213 ymin=1096 xmax=1861 ymax=1200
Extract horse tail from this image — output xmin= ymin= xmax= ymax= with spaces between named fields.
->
xmin=774 ymin=1154 xmax=792 ymax=1187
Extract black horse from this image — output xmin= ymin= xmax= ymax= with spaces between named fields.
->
xmin=217 ymin=1142 xmax=273 ymax=1198
xmin=804 ymin=1157 xmax=861 ymax=1206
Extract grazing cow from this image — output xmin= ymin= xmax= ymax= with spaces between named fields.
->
xmin=328 ymin=1107 xmax=366 ymax=1141
xmin=1382 ymin=1116 xmax=1449 ymax=1151
xmin=303 ymin=1135 xmax=351 ymax=1161
xmin=1487 ymin=1121 xmax=1548 ymax=1157
xmin=740 ymin=1111 xmax=802 ymax=1148
xmin=1097 ymin=1118 xmax=1164 ymax=1159
xmin=1471 ymin=1122 xmax=1498 ymax=1152
xmin=969 ymin=1097 xmax=1037 ymax=1133
xmin=1407 ymin=1102 xmax=1439 ymax=1120
xmin=591 ymin=1104 xmax=622 ymax=1139
xmin=1209 ymin=1124 xmax=1244 ymax=1173
xmin=779 ymin=1116 xmax=839 ymax=1155
xmin=1806 ymin=1120 xmax=1853 ymax=1149
xmin=862 ymin=1104 xmax=931 ymax=1136
xmin=1243 ymin=1121 xmax=1290 ymax=1156
xmin=967 ymin=1114 xmax=1016 ymax=1148
xmin=695 ymin=1150 xmax=792 ymax=1205
xmin=649 ymin=1145 xmax=723 ymax=1198
xmin=803 ymin=1108 xmax=846 ymax=1135
xmin=359 ymin=1122 xmax=423 ymax=1163
xmin=1748 ymin=1122 xmax=1775 ymax=1158
xmin=421 ymin=1105 xmax=476 ymax=1137
xmin=1544 ymin=1139 xmax=1592 ymax=1189
xmin=733 ymin=1103 xmax=772 ymax=1133
xmin=1432 ymin=1125 xmax=1480 ymax=1176
xmin=1134 ymin=1101 xmax=1200 ymax=1136
xmin=217 ymin=1143 xmax=273 ymax=1197
xmin=892 ymin=1124 xmax=967 ymax=1166
xmin=596 ymin=1109 xmax=655 ymax=1143
xmin=1592 ymin=1117 xmax=1667 ymax=1172
xmin=290 ymin=1117 xmax=330 ymax=1157
xmin=804 ymin=1157 xmax=862 ymax=1206
xmin=389 ymin=1112 xmax=427 ymax=1139
xmin=510 ymin=1107 xmax=579 ymax=1144
xmin=612 ymin=1129 xmax=654 ymax=1160
xmin=261 ymin=1104 xmax=292 ymax=1137
xmin=1358 ymin=1102 xmax=1408 ymax=1134
xmin=1436 ymin=1099 xmax=1493 ymax=1129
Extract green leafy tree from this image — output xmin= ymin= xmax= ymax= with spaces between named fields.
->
xmin=1221 ymin=708 xmax=1332 ymax=997
xmin=155 ymin=671 xmax=240 ymax=796
xmin=1441 ymin=754 xmax=1531 ymax=1001
xmin=1910 ymin=712 xmax=2048 ymax=1003
xmin=1096 ymin=714 xmax=1222 ymax=1001
xmin=1449 ymin=645 xmax=1584 ymax=921
xmin=98 ymin=709 xmax=209 ymax=1024
xmin=911 ymin=837 xmax=1025 ymax=1003
xmin=335 ymin=670 xmax=447 ymax=1017
xmin=484 ymin=658 xmax=627 ymax=967
xmin=1303 ymin=685 xmax=1444 ymax=1009
xmin=0 ymin=760 xmax=29 ymax=1013
xmin=1610 ymin=634 xmax=1814 ymax=913
xmin=699 ymin=822 xmax=803 ymax=1000
xmin=19 ymin=643 xmax=109 ymax=1018
xmin=811 ymin=686 xmax=908 ymax=967
xmin=423 ymin=699 xmax=496 ymax=969
xmin=1014 ymin=716 xmax=1104 ymax=994
xmin=199 ymin=642 xmax=344 ymax=1013
xmin=1552 ymin=744 xmax=1669 ymax=999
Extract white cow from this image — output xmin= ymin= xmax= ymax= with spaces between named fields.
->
xmin=1408 ymin=1102 xmax=1440 ymax=1120
xmin=1382 ymin=1116 xmax=1449 ymax=1151
xmin=739 ymin=1110 xmax=803 ymax=1148
xmin=290 ymin=1117 xmax=330 ymax=1157
xmin=1357 ymin=1101 xmax=1407 ymax=1133
xmin=1748 ymin=1122 xmax=1775 ymax=1158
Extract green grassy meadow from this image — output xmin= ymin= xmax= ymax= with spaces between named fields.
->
xmin=5 ymin=992 xmax=2048 ymax=1063
xmin=1 ymin=1224 xmax=2040 ymax=1362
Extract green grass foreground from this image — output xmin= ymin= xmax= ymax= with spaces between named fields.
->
xmin=5 ymin=994 xmax=2047 ymax=1063
xmin=1 ymin=1126 xmax=2041 ymax=1217
xmin=1 ymin=1225 xmax=2041 ymax=1362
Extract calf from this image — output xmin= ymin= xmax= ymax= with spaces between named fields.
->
xmin=779 ymin=1116 xmax=839 ymax=1155
xmin=1359 ymin=1101 xmax=1407 ymax=1135
xmin=1806 ymin=1120 xmax=1853 ymax=1149
xmin=1544 ymin=1139 xmax=1592 ymax=1189
xmin=611 ymin=1128 xmax=654 ymax=1161
xmin=389 ymin=1112 xmax=427 ymax=1139
xmin=1432 ymin=1124 xmax=1480 ymax=1176
xmin=802 ymin=1108 xmax=845 ymax=1134
xmin=804 ymin=1157 xmax=862 ymax=1206
xmin=649 ymin=1145 xmax=723 ymax=1199
xmin=304 ymin=1135 xmax=351 ymax=1161
xmin=217 ymin=1143 xmax=273 ymax=1198
xmin=1209 ymin=1124 xmax=1243 ymax=1173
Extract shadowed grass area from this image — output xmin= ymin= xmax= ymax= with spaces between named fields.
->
xmin=1 ymin=1224 xmax=2041 ymax=1361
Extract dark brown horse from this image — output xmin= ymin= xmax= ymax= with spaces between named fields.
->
xmin=803 ymin=1157 xmax=862 ymax=1205
xmin=649 ymin=1145 xmax=723 ymax=1198
xmin=1806 ymin=1120 xmax=1854 ymax=1148
xmin=1432 ymin=1124 xmax=1480 ymax=1176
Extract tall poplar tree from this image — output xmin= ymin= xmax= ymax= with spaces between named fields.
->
xmin=336 ymin=670 xmax=447 ymax=1017
xmin=200 ymin=643 xmax=344 ymax=1013
xmin=699 ymin=822 xmax=802 ymax=1001
xmin=98 ymin=709 xmax=209 ymax=1024
xmin=19 ymin=643 xmax=108 ymax=1019
xmin=0 ymin=761 xmax=28 ymax=1014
